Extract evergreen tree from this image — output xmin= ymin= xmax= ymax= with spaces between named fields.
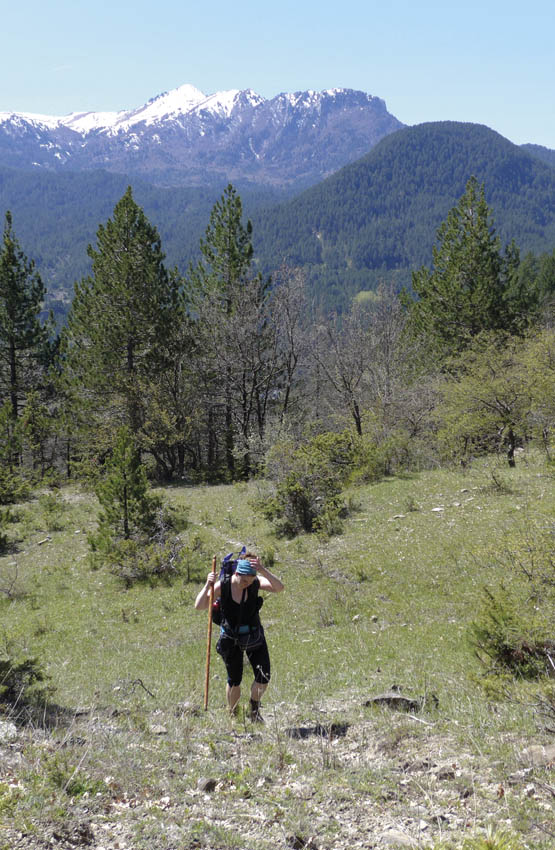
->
xmin=188 ymin=184 xmax=271 ymax=477
xmin=0 ymin=211 xmax=49 ymax=421
xmin=91 ymin=426 xmax=159 ymax=544
xmin=406 ymin=177 xmax=520 ymax=357
xmin=65 ymin=188 xmax=182 ymax=435
xmin=189 ymin=184 xmax=255 ymax=310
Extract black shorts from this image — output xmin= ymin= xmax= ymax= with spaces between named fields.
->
xmin=216 ymin=633 xmax=271 ymax=688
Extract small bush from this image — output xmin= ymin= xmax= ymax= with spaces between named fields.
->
xmin=38 ymin=491 xmax=67 ymax=532
xmin=0 ymin=639 xmax=53 ymax=708
xmin=88 ymin=427 xmax=189 ymax=586
xmin=100 ymin=504 xmax=189 ymax=588
xmin=0 ymin=466 xmax=31 ymax=506
xmin=263 ymin=431 xmax=356 ymax=536
xmin=469 ymin=586 xmax=554 ymax=679
xmin=461 ymin=826 xmax=525 ymax=849
xmin=40 ymin=751 xmax=105 ymax=798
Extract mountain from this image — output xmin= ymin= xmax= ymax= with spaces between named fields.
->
xmin=0 ymin=84 xmax=404 ymax=189
xmin=252 ymin=121 xmax=555 ymax=309
xmin=521 ymin=143 xmax=555 ymax=169
xmin=3 ymin=121 xmax=555 ymax=320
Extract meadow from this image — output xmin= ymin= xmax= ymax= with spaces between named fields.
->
xmin=0 ymin=451 xmax=553 ymax=849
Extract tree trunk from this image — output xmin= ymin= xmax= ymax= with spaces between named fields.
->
xmin=507 ymin=427 xmax=516 ymax=468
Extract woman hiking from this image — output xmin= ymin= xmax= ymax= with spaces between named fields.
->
xmin=195 ymin=553 xmax=284 ymax=721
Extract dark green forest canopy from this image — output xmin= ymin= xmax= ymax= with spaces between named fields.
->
xmin=252 ymin=122 xmax=555 ymax=308
xmin=522 ymin=143 xmax=555 ymax=169
xmin=2 ymin=121 xmax=555 ymax=317
xmin=0 ymin=167 xmax=285 ymax=319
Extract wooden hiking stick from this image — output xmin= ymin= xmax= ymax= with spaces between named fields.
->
xmin=203 ymin=555 xmax=217 ymax=711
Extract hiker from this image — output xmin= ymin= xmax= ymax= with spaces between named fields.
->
xmin=195 ymin=553 xmax=284 ymax=721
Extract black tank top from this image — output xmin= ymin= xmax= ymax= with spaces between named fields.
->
xmin=220 ymin=576 xmax=261 ymax=630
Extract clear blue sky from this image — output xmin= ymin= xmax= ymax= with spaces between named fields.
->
xmin=2 ymin=0 xmax=553 ymax=147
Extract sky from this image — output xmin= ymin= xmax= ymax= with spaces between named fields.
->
xmin=1 ymin=0 xmax=554 ymax=147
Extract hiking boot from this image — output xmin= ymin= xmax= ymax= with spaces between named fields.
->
xmin=249 ymin=699 xmax=264 ymax=724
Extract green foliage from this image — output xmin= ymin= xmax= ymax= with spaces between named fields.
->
xmin=90 ymin=426 xmax=161 ymax=548
xmin=348 ymin=430 xmax=409 ymax=483
xmin=0 ymin=403 xmax=32 ymax=504
xmin=436 ymin=330 xmax=555 ymax=466
xmin=64 ymin=186 xmax=182 ymax=435
xmin=263 ymin=431 xmax=357 ymax=536
xmin=406 ymin=177 xmax=519 ymax=358
xmin=35 ymin=751 xmax=105 ymax=798
xmin=254 ymin=122 xmax=555 ymax=311
xmin=469 ymin=521 xmax=555 ymax=681
xmin=187 ymin=183 xmax=274 ymax=479
xmin=37 ymin=491 xmax=67 ymax=532
xmin=0 ymin=210 xmax=51 ymax=421
xmin=89 ymin=427 xmax=190 ymax=586
xmin=189 ymin=183 xmax=255 ymax=305
xmin=461 ymin=826 xmax=526 ymax=850
xmin=0 ymin=166 xmax=281 ymax=313
xmin=469 ymin=586 xmax=553 ymax=679
xmin=0 ymin=639 xmax=52 ymax=707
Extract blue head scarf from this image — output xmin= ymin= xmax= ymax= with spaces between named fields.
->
xmin=236 ymin=559 xmax=257 ymax=576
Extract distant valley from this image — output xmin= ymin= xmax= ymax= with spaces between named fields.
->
xmin=1 ymin=84 xmax=554 ymax=316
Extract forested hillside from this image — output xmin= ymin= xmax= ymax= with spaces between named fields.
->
xmin=2 ymin=122 xmax=555 ymax=317
xmin=0 ymin=167 xmax=284 ymax=319
xmin=253 ymin=122 xmax=555 ymax=309
xmin=522 ymin=142 xmax=555 ymax=168
xmin=1 ymin=157 xmax=554 ymax=850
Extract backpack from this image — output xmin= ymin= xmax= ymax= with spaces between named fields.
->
xmin=211 ymin=548 xmax=263 ymax=626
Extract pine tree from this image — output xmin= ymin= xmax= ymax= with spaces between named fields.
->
xmin=407 ymin=177 xmax=519 ymax=358
xmin=0 ymin=211 xmax=49 ymax=421
xmin=65 ymin=188 xmax=182 ymax=435
xmin=92 ymin=426 xmax=159 ymax=544
xmin=187 ymin=184 xmax=271 ymax=477
xmin=189 ymin=183 xmax=255 ymax=311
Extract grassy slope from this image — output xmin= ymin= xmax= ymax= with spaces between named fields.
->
xmin=0 ymin=454 xmax=553 ymax=849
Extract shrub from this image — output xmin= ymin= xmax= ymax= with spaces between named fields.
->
xmin=88 ymin=427 xmax=189 ymax=585
xmin=89 ymin=426 xmax=161 ymax=547
xmin=461 ymin=826 xmax=526 ymax=849
xmin=263 ymin=431 xmax=356 ymax=536
xmin=0 ymin=639 xmax=53 ymax=708
xmin=105 ymin=505 xmax=189 ymax=588
xmin=0 ymin=465 xmax=31 ymax=506
xmin=469 ymin=585 xmax=554 ymax=679
xmin=38 ymin=491 xmax=67 ymax=532
xmin=469 ymin=521 xmax=555 ymax=681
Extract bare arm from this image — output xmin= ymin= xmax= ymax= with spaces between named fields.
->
xmin=194 ymin=573 xmax=221 ymax=610
xmin=250 ymin=557 xmax=284 ymax=594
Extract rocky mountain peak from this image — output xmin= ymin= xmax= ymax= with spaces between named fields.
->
xmin=0 ymin=84 xmax=405 ymax=187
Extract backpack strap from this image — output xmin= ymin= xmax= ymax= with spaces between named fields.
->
xmin=220 ymin=575 xmax=261 ymax=638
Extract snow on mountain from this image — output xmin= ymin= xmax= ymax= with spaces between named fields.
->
xmin=0 ymin=85 xmax=245 ymax=135
xmin=63 ymin=110 xmax=126 ymax=133
xmin=112 ymin=83 xmax=207 ymax=131
xmin=0 ymin=111 xmax=63 ymax=131
xmin=0 ymin=84 xmax=404 ymax=187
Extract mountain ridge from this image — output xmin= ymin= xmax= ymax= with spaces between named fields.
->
xmin=252 ymin=121 xmax=555 ymax=308
xmin=2 ymin=120 xmax=555 ymax=319
xmin=0 ymin=84 xmax=404 ymax=188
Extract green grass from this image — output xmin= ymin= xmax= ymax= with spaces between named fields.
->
xmin=0 ymin=453 xmax=553 ymax=849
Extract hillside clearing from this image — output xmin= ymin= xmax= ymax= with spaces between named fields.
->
xmin=0 ymin=452 xmax=553 ymax=849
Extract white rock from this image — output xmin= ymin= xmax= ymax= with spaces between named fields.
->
xmin=521 ymin=744 xmax=555 ymax=766
xmin=380 ymin=830 xmax=415 ymax=847
xmin=0 ymin=720 xmax=17 ymax=743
